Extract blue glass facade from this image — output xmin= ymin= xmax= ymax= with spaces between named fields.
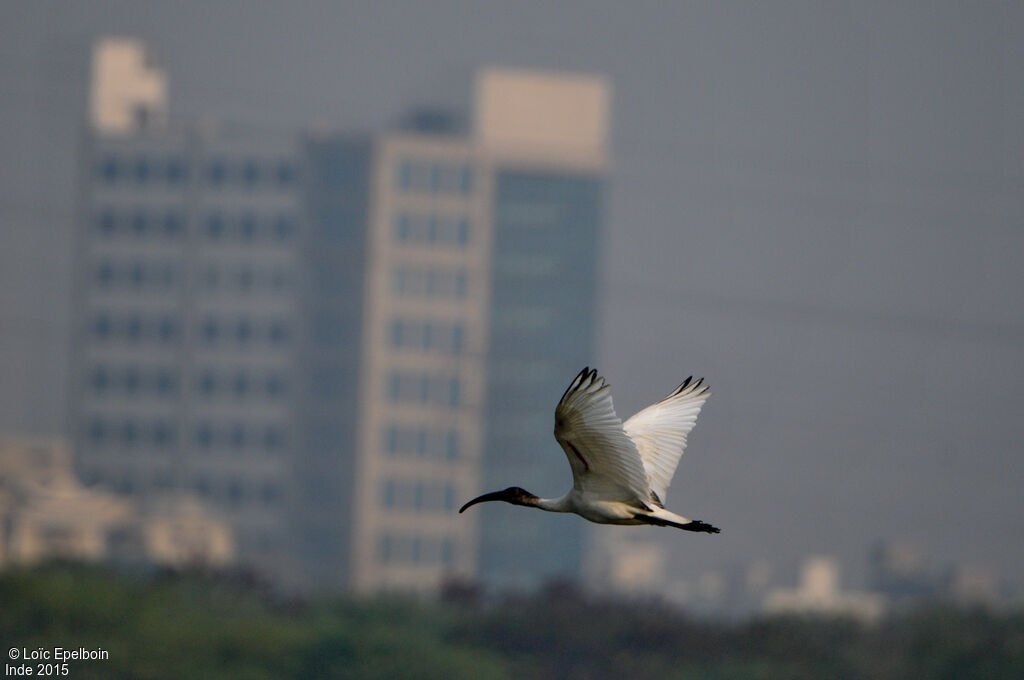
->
xmin=292 ymin=137 xmax=372 ymax=589
xmin=481 ymin=170 xmax=604 ymax=588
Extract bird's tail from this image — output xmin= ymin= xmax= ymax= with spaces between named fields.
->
xmin=636 ymin=507 xmax=720 ymax=534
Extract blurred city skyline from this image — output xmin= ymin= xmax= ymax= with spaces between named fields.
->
xmin=2 ymin=1 xmax=1022 ymax=598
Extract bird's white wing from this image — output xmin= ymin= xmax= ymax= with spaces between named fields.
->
xmin=623 ymin=376 xmax=711 ymax=505
xmin=554 ymin=367 xmax=652 ymax=504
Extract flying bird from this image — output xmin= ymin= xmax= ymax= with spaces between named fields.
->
xmin=460 ymin=367 xmax=719 ymax=533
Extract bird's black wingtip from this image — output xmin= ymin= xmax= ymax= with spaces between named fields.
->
xmin=561 ymin=366 xmax=601 ymax=404
xmin=685 ymin=519 xmax=720 ymax=534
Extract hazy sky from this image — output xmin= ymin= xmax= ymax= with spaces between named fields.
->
xmin=2 ymin=1 xmax=1022 ymax=593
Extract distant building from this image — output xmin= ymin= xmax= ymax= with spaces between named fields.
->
xmin=867 ymin=540 xmax=940 ymax=605
xmin=946 ymin=564 xmax=1001 ymax=606
xmin=302 ymin=129 xmax=487 ymax=593
xmin=0 ymin=436 xmax=232 ymax=569
xmin=70 ymin=38 xmax=609 ymax=593
xmin=869 ymin=540 xmax=1005 ymax=609
xmin=763 ymin=556 xmax=886 ymax=622
xmin=70 ymin=111 xmax=300 ymax=582
xmin=89 ymin=38 xmax=167 ymax=134
xmin=585 ymin=529 xmax=667 ymax=596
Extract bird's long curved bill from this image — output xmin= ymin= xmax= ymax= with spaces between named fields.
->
xmin=458 ymin=491 xmax=506 ymax=513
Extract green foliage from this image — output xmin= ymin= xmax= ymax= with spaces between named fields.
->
xmin=2 ymin=564 xmax=1022 ymax=680
xmin=0 ymin=564 xmax=508 ymax=680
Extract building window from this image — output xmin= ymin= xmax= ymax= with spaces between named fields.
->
xmin=262 ymin=481 xmax=281 ymax=505
xmin=93 ymin=314 xmax=112 ymax=339
xmin=232 ymin=372 xmax=249 ymax=398
xmin=239 ymin=214 xmax=258 ymax=240
xmin=392 ymin=266 xmax=469 ymax=299
xmin=90 ymin=366 xmax=108 ymax=393
xmin=275 ymin=161 xmax=295 ymax=186
xmin=388 ymin=317 xmax=466 ymax=355
xmin=166 ymin=157 xmax=186 ymax=184
xmin=134 ymin=157 xmax=150 ymax=184
xmin=128 ymin=263 xmax=144 ymax=288
xmin=124 ymin=315 xmax=142 ymax=342
xmin=379 ymin=532 xmax=456 ymax=565
xmin=158 ymin=316 xmax=177 ymax=343
xmin=92 ymin=209 xmax=184 ymax=240
xmin=381 ymin=425 xmax=462 ymax=460
xmin=197 ymin=371 xmax=216 ymax=396
xmin=88 ymin=418 xmax=106 ymax=443
xmin=123 ymin=366 xmax=140 ymax=394
xmin=153 ymin=422 xmax=174 ymax=447
xmin=379 ymin=480 xmax=456 ymax=513
xmin=163 ymin=212 xmax=184 ymax=237
xmin=397 ymin=161 xmax=415 ymax=190
xmin=208 ymin=160 xmax=227 ymax=186
xmin=265 ymin=373 xmax=286 ymax=398
xmin=396 ymin=159 xmax=473 ymax=195
xmin=273 ymin=215 xmax=294 ymax=241
xmin=229 ymin=423 xmax=246 ymax=449
xmin=237 ymin=266 xmax=254 ymax=291
xmin=270 ymin=270 xmax=288 ymax=292
xmin=263 ymin=425 xmax=285 ymax=451
xmin=381 ymin=480 xmax=397 ymax=509
xmin=393 ymin=212 xmax=471 ymax=247
xmin=203 ymin=267 xmax=220 ymax=290
xmin=236 ymin=319 xmax=253 ymax=344
xmin=122 ymin=421 xmax=138 ymax=448
xmin=206 ymin=214 xmax=226 ymax=239
xmin=96 ymin=262 xmax=114 ymax=287
xmin=130 ymin=212 xmax=147 ymax=235
xmin=227 ymin=480 xmax=243 ymax=506
xmin=195 ymin=423 xmax=213 ymax=448
xmin=269 ymin=321 xmax=290 ymax=346
xmin=194 ymin=476 xmax=211 ymax=497
xmin=96 ymin=210 xmax=116 ymax=235
xmin=156 ymin=370 xmax=177 ymax=395
xmin=395 ymin=214 xmax=411 ymax=241
xmin=242 ymin=160 xmax=260 ymax=186
xmin=201 ymin=318 xmax=219 ymax=344
xmin=99 ymin=155 xmax=119 ymax=183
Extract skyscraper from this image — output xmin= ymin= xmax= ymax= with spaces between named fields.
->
xmin=301 ymin=129 xmax=488 ymax=593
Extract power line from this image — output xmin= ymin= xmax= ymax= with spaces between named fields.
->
xmin=607 ymin=279 xmax=1024 ymax=349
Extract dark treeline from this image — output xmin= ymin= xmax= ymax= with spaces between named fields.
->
xmin=2 ymin=564 xmax=1022 ymax=679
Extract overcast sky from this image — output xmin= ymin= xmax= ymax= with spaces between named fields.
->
xmin=2 ymin=1 xmax=1022 ymax=593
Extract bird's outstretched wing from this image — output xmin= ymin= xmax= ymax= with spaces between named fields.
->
xmin=622 ymin=376 xmax=711 ymax=505
xmin=554 ymin=367 xmax=652 ymax=504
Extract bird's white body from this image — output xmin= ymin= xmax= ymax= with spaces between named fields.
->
xmin=460 ymin=367 xmax=719 ymax=534
xmin=536 ymin=493 xmax=639 ymax=523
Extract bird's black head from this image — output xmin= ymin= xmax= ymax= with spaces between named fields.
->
xmin=458 ymin=486 xmax=539 ymax=513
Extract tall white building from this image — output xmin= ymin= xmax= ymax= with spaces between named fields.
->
xmin=72 ymin=40 xmax=301 ymax=580
xmin=345 ymin=132 xmax=490 ymax=592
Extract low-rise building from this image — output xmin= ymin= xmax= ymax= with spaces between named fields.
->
xmin=0 ymin=436 xmax=233 ymax=570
